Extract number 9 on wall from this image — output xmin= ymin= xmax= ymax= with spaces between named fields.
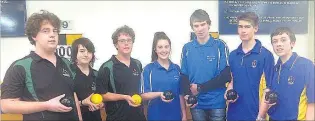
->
xmin=61 ymin=20 xmax=73 ymax=30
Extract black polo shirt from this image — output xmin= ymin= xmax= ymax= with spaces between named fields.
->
xmin=73 ymin=65 xmax=96 ymax=101
xmin=1 ymin=51 xmax=78 ymax=121
xmin=72 ymin=65 xmax=102 ymax=121
xmin=96 ymin=55 xmax=146 ymax=121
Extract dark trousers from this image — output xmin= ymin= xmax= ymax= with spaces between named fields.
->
xmin=82 ymin=110 xmax=102 ymax=121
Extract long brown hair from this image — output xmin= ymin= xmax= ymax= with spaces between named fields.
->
xmin=151 ymin=32 xmax=171 ymax=62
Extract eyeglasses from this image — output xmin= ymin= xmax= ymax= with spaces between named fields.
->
xmin=117 ymin=39 xmax=133 ymax=44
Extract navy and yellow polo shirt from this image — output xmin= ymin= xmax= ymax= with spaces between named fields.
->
xmin=268 ymin=52 xmax=315 ymax=120
xmin=180 ymin=36 xmax=229 ymax=109
xmin=140 ymin=60 xmax=182 ymax=120
xmin=227 ymin=39 xmax=275 ymax=120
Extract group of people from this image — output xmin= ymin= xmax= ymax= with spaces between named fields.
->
xmin=1 ymin=8 xmax=314 ymax=121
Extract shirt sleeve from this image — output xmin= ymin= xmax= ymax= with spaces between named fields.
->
xmin=72 ymin=66 xmax=80 ymax=94
xmin=180 ymin=45 xmax=188 ymax=76
xmin=73 ymin=76 xmax=79 ymax=94
xmin=139 ymin=65 xmax=152 ymax=94
xmin=139 ymin=62 xmax=143 ymax=73
xmin=95 ymin=65 xmax=110 ymax=94
xmin=217 ymin=40 xmax=230 ymax=75
xmin=175 ymin=64 xmax=182 ymax=95
xmin=1 ymin=63 xmax=26 ymax=99
xmin=306 ymin=61 xmax=315 ymax=103
xmin=269 ymin=65 xmax=279 ymax=91
xmin=264 ymin=51 xmax=275 ymax=88
xmin=228 ymin=53 xmax=234 ymax=77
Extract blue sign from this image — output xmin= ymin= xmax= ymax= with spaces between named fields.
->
xmin=219 ymin=1 xmax=308 ymax=34
xmin=1 ymin=0 xmax=27 ymax=37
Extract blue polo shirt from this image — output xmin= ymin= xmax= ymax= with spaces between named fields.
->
xmin=268 ymin=52 xmax=315 ymax=120
xmin=140 ymin=60 xmax=182 ymax=120
xmin=227 ymin=39 xmax=275 ymax=120
xmin=180 ymin=36 xmax=229 ymax=109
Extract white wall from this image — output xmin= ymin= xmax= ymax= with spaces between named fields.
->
xmin=308 ymin=1 xmax=314 ymax=61
xmin=1 ymin=1 xmax=314 ymax=81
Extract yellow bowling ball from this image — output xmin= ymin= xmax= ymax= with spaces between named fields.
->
xmin=90 ymin=94 xmax=103 ymax=104
xmin=131 ymin=94 xmax=142 ymax=105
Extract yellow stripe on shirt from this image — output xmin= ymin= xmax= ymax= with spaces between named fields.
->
xmin=298 ymin=87 xmax=307 ymax=120
xmin=259 ymin=73 xmax=269 ymax=120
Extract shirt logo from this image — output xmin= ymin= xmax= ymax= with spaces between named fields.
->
xmin=91 ymin=82 xmax=96 ymax=91
xmin=288 ymin=76 xmax=294 ymax=85
xmin=252 ymin=60 xmax=257 ymax=68
xmin=62 ymin=68 xmax=70 ymax=77
xmin=207 ymin=56 xmax=216 ymax=62
xmin=133 ymin=68 xmax=139 ymax=76
xmin=174 ymin=75 xmax=179 ymax=80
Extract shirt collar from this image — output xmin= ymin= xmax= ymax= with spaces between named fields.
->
xmin=111 ymin=55 xmax=124 ymax=65
xmin=30 ymin=51 xmax=61 ymax=63
xmin=30 ymin=51 xmax=43 ymax=62
xmin=276 ymin=52 xmax=299 ymax=70
xmin=236 ymin=39 xmax=263 ymax=55
xmin=192 ymin=35 xmax=215 ymax=48
xmin=153 ymin=60 xmax=176 ymax=71
xmin=72 ymin=64 xmax=95 ymax=77
xmin=110 ymin=55 xmax=137 ymax=68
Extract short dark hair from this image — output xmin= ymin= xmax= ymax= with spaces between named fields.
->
xmin=151 ymin=32 xmax=171 ymax=62
xmin=190 ymin=9 xmax=211 ymax=29
xmin=270 ymin=27 xmax=296 ymax=43
xmin=111 ymin=25 xmax=135 ymax=45
xmin=237 ymin=12 xmax=259 ymax=27
xmin=25 ymin=10 xmax=61 ymax=45
xmin=71 ymin=37 xmax=96 ymax=66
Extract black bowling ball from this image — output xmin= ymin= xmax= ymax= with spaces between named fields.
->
xmin=60 ymin=97 xmax=73 ymax=107
xmin=187 ymin=95 xmax=197 ymax=105
xmin=163 ymin=90 xmax=174 ymax=100
xmin=265 ymin=91 xmax=278 ymax=104
xmin=226 ymin=89 xmax=238 ymax=100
